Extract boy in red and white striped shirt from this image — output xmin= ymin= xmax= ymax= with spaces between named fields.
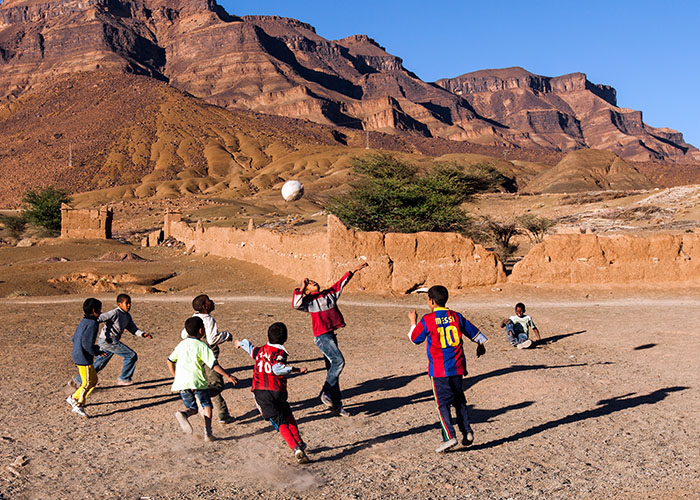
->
xmin=292 ymin=262 xmax=368 ymax=416
xmin=236 ymin=323 xmax=310 ymax=464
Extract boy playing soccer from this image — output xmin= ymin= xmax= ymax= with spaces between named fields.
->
xmin=292 ymin=262 xmax=368 ymax=416
xmin=168 ymin=317 xmax=238 ymax=442
xmin=500 ymin=302 xmax=541 ymax=349
xmin=66 ymin=298 xmax=105 ymax=417
xmin=180 ymin=294 xmax=236 ymax=424
xmin=71 ymin=293 xmax=152 ymax=388
xmin=236 ymin=322 xmax=310 ymax=464
xmin=408 ymin=285 xmax=487 ymax=453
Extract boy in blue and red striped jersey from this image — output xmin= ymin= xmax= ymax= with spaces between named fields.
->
xmin=236 ymin=322 xmax=311 ymax=464
xmin=408 ymin=285 xmax=487 ymax=453
xmin=292 ymin=262 xmax=368 ymax=416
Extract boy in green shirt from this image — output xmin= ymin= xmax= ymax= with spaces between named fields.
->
xmin=167 ymin=317 xmax=238 ymax=441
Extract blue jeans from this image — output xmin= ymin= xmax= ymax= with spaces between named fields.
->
xmin=314 ymin=332 xmax=345 ymax=406
xmin=75 ymin=340 xmax=138 ymax=384
xmin=180 ymin=389 xmax=213 ymax=411
xmin=505 ymin=322 xmax=528 ymax=346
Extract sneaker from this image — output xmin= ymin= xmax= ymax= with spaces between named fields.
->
xmin=71 ymin=406 xmax=88 ymax=417
xmin=319 ymin=392 xmax=333 ymax=407
xmin=67 ymin=379 xmax=80 ymax=390
xmin=294 ymin=446 xmax=310 ymax=464
xmin=435 ymin=438 xmax=458 ymax=453
xmin=203 ymin=432 xmax=216 ymax=442
xmin=175 ymin=411 xmax=193 ymax=434
xmin=116 ymin=378 xmax=134 ymax=386
xmin=218 ymin=415 xmax=236 ymax=424
xmin=462 ymin=431 xmax=474 ymax=447
xmin=298 ymin=440 xmax=307 ymax=451
xmin=332 ymin=406 xmax=351 ymax=417
xmin=516 ymin=339 xmax=533 ymax=349
xmin=66 ymin=396 xmax=78 ymax=408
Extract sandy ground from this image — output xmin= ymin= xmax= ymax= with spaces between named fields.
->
xmin=1 ymin=284 xmax=699 ymax=499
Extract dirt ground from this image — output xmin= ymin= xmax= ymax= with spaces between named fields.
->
xmin=0 ymin=247 xmax=699 ymax=500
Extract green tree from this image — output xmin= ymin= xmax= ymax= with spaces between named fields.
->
xmin=516 ymin=214 xmax=555 ymax=243
xmin=481 ymin=217 xmax=520 ymax=259
xmin=328 ymin=154 xmax=503 ymax=234
xmin=21 ymin=186 xmax=72 ymax=232
xmin=0 ymin=214 xmax=26 ymax=239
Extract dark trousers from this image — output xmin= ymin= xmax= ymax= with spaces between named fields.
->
xmin=204 ymin=363 xmax=230 ymax=420
xmin=431 ymin=375 xmax=472 ymax=441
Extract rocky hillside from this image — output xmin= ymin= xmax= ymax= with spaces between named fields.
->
xmin=1 ymin=0 xmax=698 ymax=163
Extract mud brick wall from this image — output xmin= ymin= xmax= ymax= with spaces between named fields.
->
xmin=61 ymin=205 xmax=112 ymax=239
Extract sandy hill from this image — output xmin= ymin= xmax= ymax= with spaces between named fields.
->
xmin=0 ymin=0 xmax=698 ymax=163
xmin=524 ymin=149 xmax=656 ymax=193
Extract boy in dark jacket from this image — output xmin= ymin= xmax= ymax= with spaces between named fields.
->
xmin=66 ymin=298 xmax=104 ymax=417
xmin=292 ymin=262 xmax=367 ymax=416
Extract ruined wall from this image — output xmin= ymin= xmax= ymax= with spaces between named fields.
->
xmin=60 ymin=205 xmax=112 ymax=239
xmin=163 ymin=213 xmax=505 ymax=293
xmin=510 ymin=233 xmax=700 ymax=284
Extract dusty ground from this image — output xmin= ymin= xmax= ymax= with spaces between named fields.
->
xmin=0 ymin=242 xmax=698 ymax=499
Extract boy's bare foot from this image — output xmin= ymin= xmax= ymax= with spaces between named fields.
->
xmin=175 ymin=411 xmax=193 ymax=434
xmin=203 ymin=432 xmax=216 ymax=442
xmin=67 ymin=379 xmax=80 ymax=390
xmin=116 ymin=378 xmax=134 ymax=386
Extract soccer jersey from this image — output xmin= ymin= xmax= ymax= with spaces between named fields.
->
xmin=168 ymin=337 xmax=217 ymax=391
xmin=509 ymin=314 xmax=536 ymax=336
xmin=292 ymin=272 xmax=353 ymax=336
xmin=410 ymin=307 xmax=487 ymax=377
xmin=252 ymin=343 xmax=289 ymax=392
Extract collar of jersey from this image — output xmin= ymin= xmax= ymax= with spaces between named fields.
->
xmin=267 ymin=342 xmax=288 ymax=352
xmin=433 ymin=307 xmax=448 ymax=312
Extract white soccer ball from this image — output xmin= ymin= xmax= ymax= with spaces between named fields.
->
xmin=281 ymin=180 xmax=304 ymax=201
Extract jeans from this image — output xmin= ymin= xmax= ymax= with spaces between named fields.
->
xmin=505 ymin=322 xmax=528 ymax=346
xmin=75 ymin=340 xmax=138 ymax=384
xmin=314 ymin=331 xmax=345 ymax=406
xmin=180 ymin=389 xmax=213 ymax=411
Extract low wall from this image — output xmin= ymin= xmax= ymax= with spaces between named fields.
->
xmin=163 ymin=213 xmax=505 ymax=293
xmin=61 ymin=205 xmax=112 ymax=239
xmin=510 ymin=233 xmax=700 ymax=284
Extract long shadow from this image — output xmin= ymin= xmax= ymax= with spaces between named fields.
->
xmin=634 ymin=343 xmax=657 ymax=351
xmin=464 ymin=362 xmax=597 ymax=390
xmin=469 ymin=386 xmax=688 ymax=451
xmin=92 ymin=394 xmax=180 ymax=418
xmin=537 ymin=330 xmax=587 ymax=346
xmin=312 ymin=400 xmax=534 ymax=462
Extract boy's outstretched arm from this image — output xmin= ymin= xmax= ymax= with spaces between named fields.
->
xmin=213 ymin=362 xmax=238 ymax=385
xmin=407 ymin=310 xmax=428 ymax=344
xmin=235 ymin=339 xmax=255 ymax=357
xmin=350 ymin=262 xmax=368 ymax=274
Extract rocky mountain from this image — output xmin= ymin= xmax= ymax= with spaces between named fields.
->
xmin=0 ymin=0 xmax=698 ymax=164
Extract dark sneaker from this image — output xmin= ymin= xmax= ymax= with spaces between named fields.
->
xmin=298 ymin=440 xmax=307 ymax=451
xmin=320 ymin=392 xmax=333 ymax=407
xmin=435 ymin=438 xmax=458 ymax=453
xmin=218 ymin=415 xmax=236 ymax=424
xmin=462 ymin=431 xmax=474 ymax=447
xmin=332 ymin=406 xmax=351 ymax=417
xmin=294 ymin=446 xmax=310 ymax=464
xmin=175 ymin=411 xmax=193 ymax=434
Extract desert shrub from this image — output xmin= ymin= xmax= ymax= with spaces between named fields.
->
xmin=516 ymin=214 xmax=555 ymax=243
xmin=0 ymin=214 xmax=26 ymax=239
xmin=328 ymin=154 xmax=503 ymax=234
xmin=560 ymin=191 xmax=638 ymax=205
xmin=481 ymin=217 xmax=520 ymax=258
xmin=21 ymin=186 xmax=72 ymax=232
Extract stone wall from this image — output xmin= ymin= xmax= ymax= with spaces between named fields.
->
xmin=163 ymin=213 xmax=505 ymax=293
xmin=60 ymin=204 xmax=112 ymax=239
xmin=510 ymin=233 xmax=700 ymax=284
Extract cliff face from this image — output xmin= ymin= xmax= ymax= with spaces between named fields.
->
xmin=437 ymin=68 xmax=698 ymax=162
xmin=0 ymin=0 xmax=697 ymax=162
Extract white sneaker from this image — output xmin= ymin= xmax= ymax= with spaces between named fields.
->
xmin=71 ymin=406 xmax=88 ymax=417
xmin=516 ymin=339 xmax=532 ymax=349
xmin=294 ymin=446 xmax=310 ymax=464
xmin=435 ymin=438 xmax=458 ymax=453
xmin=175 ymin=411 xmax=193 ymax=434
xmin=66 ymin=396 xmax=78 ymax=408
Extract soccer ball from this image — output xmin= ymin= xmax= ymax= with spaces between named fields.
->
xmin=281 ymin=180 xmax=304 ymax=201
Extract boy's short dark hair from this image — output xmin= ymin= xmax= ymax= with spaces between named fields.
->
xmin=83 ymin=298 xmax=102 ymax=317
xmin=268 ymin=322 xmax=288 ymax=345
xmin=116 ymin=293 xmax=131 ymax=304
xmin=515 ymin=302 xmax=526 ymax=312
xmin=185 ymin=316 xmax=205 ymax=337
xmin=428 ymin=285 xmax=449 ymax=307
xmin=192 ymin=294 xmax=208 ymax=312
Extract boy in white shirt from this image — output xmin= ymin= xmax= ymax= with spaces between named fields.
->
xmin=501 ymin=302 xmax=541 ymax=349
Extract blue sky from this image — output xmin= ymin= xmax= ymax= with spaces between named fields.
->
xmin=220 ymin=0 xmax=700 ymax=149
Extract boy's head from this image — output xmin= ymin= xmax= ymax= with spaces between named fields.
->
xmin=268 ymin=322 xmax=288 ymax=345
xmin=83 ymin=298 xmax=102 ymax=318
xmin=427 ymin=285 xmax=449 ymax=309
xmin=302 ymin=279 xmax=320 ymax=295
xmin=117 ymin=293 xmax=131 ymax=312
xmin=192 ymin=294 xmax=214 ymax=313
xmin=184 ymin=316 xmax=205 ymax=338
xmin=515 ymin=303 xmax=526 ymax=317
